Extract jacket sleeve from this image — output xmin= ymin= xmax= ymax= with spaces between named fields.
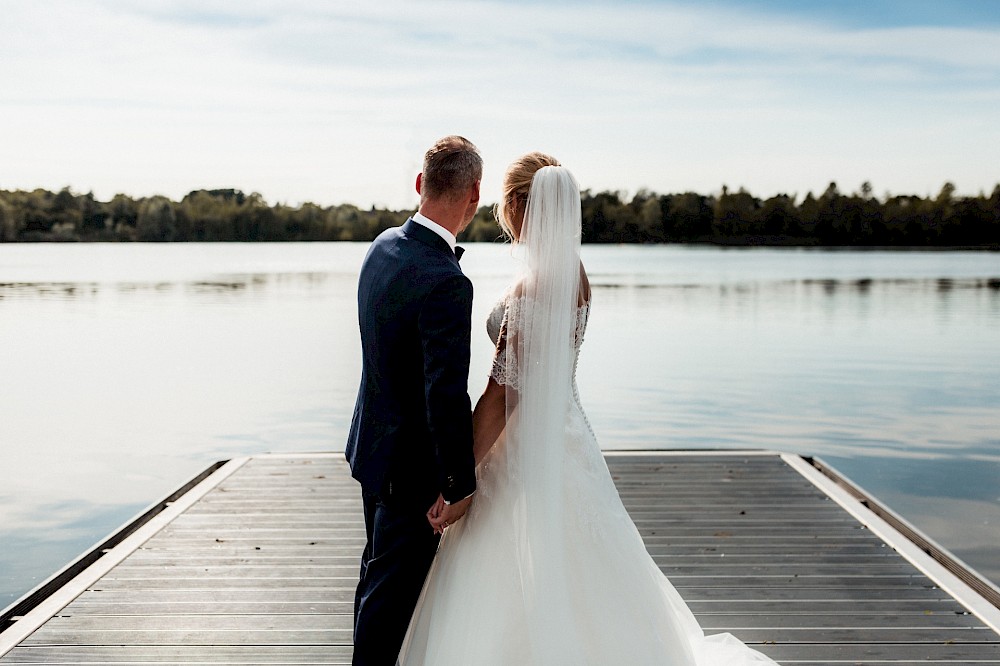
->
xmin=418 ymin=274 xmax=477 ymax=503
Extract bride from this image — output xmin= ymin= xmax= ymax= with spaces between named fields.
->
xmin=398 ymin=153 xmax=778 ymax=665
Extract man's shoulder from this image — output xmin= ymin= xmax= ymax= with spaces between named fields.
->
xmin=375 ymin=225 xmax=460 ymax=270
xmin=369 ymin=221 xmax=433 ymax=259
xmin=364 ymin=228 xmax=464 ymax=286
xmin=371 ymin=224 xmax=406 ymax=249
xmin=362 ymin=225 xmax=407 ymax=267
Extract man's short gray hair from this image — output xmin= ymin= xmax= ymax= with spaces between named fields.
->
xmin=421 ymin=136 xmax=482 ymax=201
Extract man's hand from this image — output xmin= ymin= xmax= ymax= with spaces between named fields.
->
xmin=426 ymin=493 xmax=473 ymax=535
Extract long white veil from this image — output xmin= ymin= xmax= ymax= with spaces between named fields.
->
xmin=501 ymin=165 xmax=586 ymax=662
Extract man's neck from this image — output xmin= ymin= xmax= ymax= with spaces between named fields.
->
xmin=417 ymin=201 xmax=465 ymax=238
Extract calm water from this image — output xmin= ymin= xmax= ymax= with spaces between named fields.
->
xmin=1 ymin=243 xmax=999 ymax=607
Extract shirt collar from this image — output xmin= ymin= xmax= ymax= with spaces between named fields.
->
xmin=412 ymin=211 xmax=457 ymax=252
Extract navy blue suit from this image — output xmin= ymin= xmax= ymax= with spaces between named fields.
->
xmin=346 ymin=218 xmax=477 ymax=665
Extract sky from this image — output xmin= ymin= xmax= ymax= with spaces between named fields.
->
xmin=2 ymin=0 xmax=999 ymax=209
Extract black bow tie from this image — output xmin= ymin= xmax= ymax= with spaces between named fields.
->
xmin=455 ymin=246 xmax=465 ymax=261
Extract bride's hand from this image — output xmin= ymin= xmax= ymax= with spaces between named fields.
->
xmin=429 ymin=494 xmax=473 ymax=535
xmin=426 ymin=493 xmax=447 ymax=533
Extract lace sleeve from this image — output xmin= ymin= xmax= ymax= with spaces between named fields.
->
xmin=489 ymin=300 xmax=520 ymax=390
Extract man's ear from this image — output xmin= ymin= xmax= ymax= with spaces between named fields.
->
xmin=415 ymin=173 xmax=423 ymax=196
xmin=470 ymin=180 xmax=481 ymax=206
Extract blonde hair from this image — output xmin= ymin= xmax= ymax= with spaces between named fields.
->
xmin=494 ymin=151 xmax=560 ymax=241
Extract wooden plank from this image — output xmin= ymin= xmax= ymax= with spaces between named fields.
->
xmin=61 ymin=601 xmax=353 ymax=615
xmin=102 ymin=566 xmax=363 ymax=578
xmin=117 ymin=553 xmax=901 ymax=567
xmin=686 ymin=598 xmax=972 ymax=613
xmin=717 ymin=626 xmax=998 ymax=643
xmin=0 ymin=645 xmax=354 ymax=663
xmin=695 ymin=613 xmax=987 ymax=629
xmin=21 ymin=628 xmax=354 ymax=646
xmin=118 ymin=556 xmax=361 ymax=566
xmin=87 ymin=578 xmax=355 ymax=590
xmin=26 ymin=614 xmax=348 ymax=631
xmin=141 ymin=535 xmax=364 ymax=544
xmin=99 ymin=562 xmax=925 ymax=578
xmin=681 ymin=585 xmax=964 ymax=601
xmin=754 ymin=643 xmax=1000 ymax=661
xmin=61 ymin=599 xmax=971 ymax=618
xmin=66 ymin=588 xmax=356 ymax=603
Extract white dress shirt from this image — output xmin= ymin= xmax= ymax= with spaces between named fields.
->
xmin=412 ymin=211 xmax=457 ymax=252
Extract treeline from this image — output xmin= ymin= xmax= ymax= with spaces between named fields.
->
xmin=0 ymin=189 xmax=405 ymax=243
xmin=2 ymin=182 xmax=999 ymax=246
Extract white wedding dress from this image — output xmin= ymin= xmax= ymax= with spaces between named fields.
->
xmin=399 ymin=166 xmax=778 ymax=665
xmin=397 ymin=291 xmax=779 ymax=665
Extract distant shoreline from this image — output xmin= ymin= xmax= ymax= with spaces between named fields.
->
xmin=4 ymin=239 xmax=998 ymax=252
xmin=2 ymin=184 xmax=998 ymax=248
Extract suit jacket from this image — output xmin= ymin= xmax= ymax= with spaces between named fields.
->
xmin=346 ymin=218 xmax=477 ymax=506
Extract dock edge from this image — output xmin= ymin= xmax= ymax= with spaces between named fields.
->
xmin=783 ymin=453 xmax=1000 ymax=635
xmin=0 ymin=457 xmax=250 ymax=657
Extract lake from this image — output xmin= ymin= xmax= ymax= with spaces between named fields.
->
xmin=1 ymin=242 xmax=998 ymax=607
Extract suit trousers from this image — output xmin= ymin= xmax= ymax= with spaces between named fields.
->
xmin=352 ymin=491 xmax=440 ymax=666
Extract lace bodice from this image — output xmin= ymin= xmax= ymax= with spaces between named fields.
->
xmin=487 ymin=291 xmax=590 ymax=390
xmin=485 ymin=297 xmax=506 ymax=347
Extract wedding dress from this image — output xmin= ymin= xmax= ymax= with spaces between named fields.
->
xmin=398 ymin=167 xmax=778 ymax=665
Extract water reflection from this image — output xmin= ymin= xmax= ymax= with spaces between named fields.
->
xmin=575 ymin=261 xmax=1000 ymax=592
xmin=1 ymin=502 xmax=146 ymax=607
xmin=0 ymin=273 xmax=344 ymax=311
xmin=824 ymin=454 xmax=1000 ymax=585
xmin=4 ymin=273 xmax=998 ymax=301
xmin=0 ymin=282 xmax=100 ymax=300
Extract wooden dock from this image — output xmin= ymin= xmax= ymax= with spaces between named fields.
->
xmin=1 ymin=451 xmax=998 ymax=664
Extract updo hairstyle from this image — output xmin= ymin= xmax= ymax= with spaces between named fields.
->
xmin=494 ymin=151 xmax=560 ymax=241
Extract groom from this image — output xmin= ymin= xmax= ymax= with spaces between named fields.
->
xmin=346 ymin=136 xmax=481 ymax=665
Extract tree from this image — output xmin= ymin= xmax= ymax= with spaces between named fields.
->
xmin=461 ymin=205 xmax=504 ymax=243
xmin=137 ymin=197 xmax=177 ymax=242
xmin=581 ymin=190 xmax=631 ymax=243
xmin=666 ymin=192 xmax=713 ymax=241
xmin=713 ymin=186 xmax=759 ymax=240
xmin=110 ymin=194 xmax=138 ymax=230
xmin=759 ymin=195 xmax=799 ymax=238
xmin=21 ymin=189 xmax=57 ymax=235
xmin=637 ymin=196 xmax=666 ymax=242
xmin=79 ymin=191 xmax=109 ymax=234
xmin=936 ymin=182 xmax=956 ymax=205
xmin=286 ymin=202 xmax=324 ymax=240
xmin=0 ymin=198 xmax=17 ymax=241
xmin=51 ymin=187 xmax=78 ymax=218
xmin=814 ymin=182 xmax=845 ymax=243
xmin=990 ymin=185 xmax=1000 ymax=242
xmin=798 ymin=191 xmax=818 ymax=238
xmin=228 ymin=192 xmax=276 ymax=241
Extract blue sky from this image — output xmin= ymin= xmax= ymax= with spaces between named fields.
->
xmin=680 ymin=0 xmax=1000 ymax=28
xmin=2 ymin=0 xmax=998 ymax=208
